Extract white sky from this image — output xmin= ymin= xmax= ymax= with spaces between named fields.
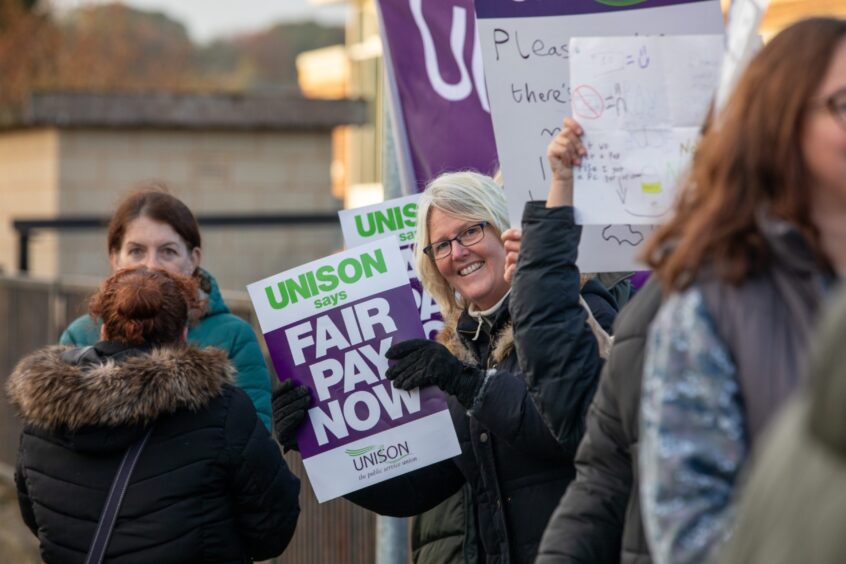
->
xmin=51 ymin=0 xmax=348 ymax=43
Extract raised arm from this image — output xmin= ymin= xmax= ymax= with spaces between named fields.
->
xmin=510 ymin=118 xmax=604 ymax=449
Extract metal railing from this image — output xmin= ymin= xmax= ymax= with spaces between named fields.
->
xmin=0 ymin=274 xmax=376 ymax=564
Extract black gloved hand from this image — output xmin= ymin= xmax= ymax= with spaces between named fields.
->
xmin=385 ymin=339 xmax=485 ymax=409
xmin=272 ymin=380 xmax=311 ymax=452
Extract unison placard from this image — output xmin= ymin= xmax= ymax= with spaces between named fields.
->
xmin=339 ymin=194 xmax=444 ymax=340
xmin=247 ymin=236 xmax=461 ymax=502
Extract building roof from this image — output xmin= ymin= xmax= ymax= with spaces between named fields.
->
xmin=2 ymin=91 xmax=368 ymax=131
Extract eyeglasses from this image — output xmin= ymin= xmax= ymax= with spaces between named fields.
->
xmin=813 ymin=88 xmax=846 ymax=130
xmin=423 ymin=222 xmax=488 ymax=261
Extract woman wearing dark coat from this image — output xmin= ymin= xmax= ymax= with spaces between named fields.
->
xmin=535 ymin=277 xmax=661 ymax=564
xmin=9 ymin=268 xmax=300 ymax=563
xmin=273 ymin=121 xmax=611 ymax=563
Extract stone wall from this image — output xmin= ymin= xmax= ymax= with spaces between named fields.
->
xmin=0 ymin=129 xmax=60 ymax=278
xmin=2 ymin=127 xmax=342 ymax=290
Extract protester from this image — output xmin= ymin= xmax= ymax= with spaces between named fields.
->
xmin=274 ymin=135 xmax=613 ymax=563
xmin=9 ymin=267 xmax=300 ymax=563
xmin=59 ymin=185 xmax=273 ymax=430
xmin=639 ymin=17 xmax=846 ymax=564
xmin=535 ymin=277 xmax=661 ymax=564
xmin=719 ymin=287 xmax=846 ymax=564
xmin=506 ymin=119 xmax=660 ymax=564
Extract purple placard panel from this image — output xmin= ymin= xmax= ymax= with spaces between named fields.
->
xmin=475 ymin=0 xmax=714 ymax=19
xmin=265 ymin=286 xmax=442 ymax=458
xmin=377 ymin=0 xmax=499 ymax=190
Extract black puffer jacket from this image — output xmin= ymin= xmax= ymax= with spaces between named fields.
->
xmin=535 ymin=279 xmax=661 ymax=564
xmin=8 ymin=341 xmax=300 ymax=564
xmin=348 ymin=203 xmax=607 ymax=564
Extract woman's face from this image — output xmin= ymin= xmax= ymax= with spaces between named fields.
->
xmin=427 ymin=208 xmax=509 ymax=311
xmin=803 ymin=38 xmax=846 ymax=209
xmin=110 ymin=216 xmax=201 ymax=277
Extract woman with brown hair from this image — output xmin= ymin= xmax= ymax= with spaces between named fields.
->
xmin=60 ymin=186 xmax=273 ymax=430
xmin=9 ymin=268 xmax=300 ymax=563
xmin=639 ymin=17 xmax=846 ymax=564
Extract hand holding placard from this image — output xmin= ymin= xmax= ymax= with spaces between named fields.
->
xmin=272 ymin=380 xmax=311 ymax=452
xmin=546 ymin=117 xmax=586 ymax=208
xmin=569 ymin=34 xmax=724 ymax=225
xmin=472 ymin=0 xmax=724 ymax=270
xmin=386 ymin=339 xmax=484 ymax=409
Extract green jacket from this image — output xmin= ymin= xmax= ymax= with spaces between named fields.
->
xmin=412 ymin=485 xmax=478 ymax=564
xmin=59 ymin=269 xmax=272 ymax=430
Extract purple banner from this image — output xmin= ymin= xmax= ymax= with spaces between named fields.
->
xmin=265 ymin=285 xmax=446 ymax=457
xmin=474 ymin=0 xmax=714 ymax=19
xmin=377 ymin=0 xmax=499 ymax=191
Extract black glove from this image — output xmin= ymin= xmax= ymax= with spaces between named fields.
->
xmin=385 ymin=339 xmax=485 ymax=409
xmin=272 ymin=380 xmax=311 ymax=452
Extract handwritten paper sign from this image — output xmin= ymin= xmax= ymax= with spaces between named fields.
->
xmin=247 ymin=237 xmax=461 ymax=502
xmin=570 ymin=35 xmax=723 ymax=224
xmin=473 ymin=0 xmax=723 ymax=271
xmin=339 ymin=195 xmax=444 ymax=339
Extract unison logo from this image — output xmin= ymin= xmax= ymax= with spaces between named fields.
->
xmin=354 ymin=203 xmax=417 ymax=238
xmin=265 ymin=249 xmax=387 ymax=310
xmin=347 ymin=442 xmax=411 ymax=471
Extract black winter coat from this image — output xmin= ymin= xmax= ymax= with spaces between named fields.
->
xmin=349 ymin=203 xmax=607 ymax=564
xmin=535 ymin=279 xmax=661 ymax=564
xmin=7 ymin=341 xmax=300 ymax=564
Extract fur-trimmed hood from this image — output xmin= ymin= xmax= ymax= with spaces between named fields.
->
xmin=6 ymin=344 xmax=235 ymax=432
xmin=437 ymin=306 xmax=514 ymax=368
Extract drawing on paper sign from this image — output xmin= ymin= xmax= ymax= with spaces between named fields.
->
xmin=601 ymin=224 xmax=648 ymax=246
xmin=572 ymin=84 xmax=605 ymax=120
xmin=570 ymin=35 xmax=724 ymax=225
xmin=471 ymin=0 xmax=725 ymax=270
xmin=615 ymin=166 xmax=674 ymax=218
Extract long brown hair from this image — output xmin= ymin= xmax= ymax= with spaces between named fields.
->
xmin=90 ymin=268 xmax=199 ymax=345
xmin=643 ymin=17 xmax=846 ymax=290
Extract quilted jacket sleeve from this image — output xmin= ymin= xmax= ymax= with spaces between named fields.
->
xmin=640 ymin=288 xmax=745 ymax=564
xmin=536 ymin=279 xmax=662 ymax=563
xmin=224 ymin=386 xmax=301 ymax=560
xmin=15 ymin=453 xmax=37 ymax=535
xmin=510 ymin=202 xmax=605 ymax=453
xmin=207 ymin=314 xmax=273 ymax=432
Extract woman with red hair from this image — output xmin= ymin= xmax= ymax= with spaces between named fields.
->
xmin=9 ymin=268 xmax=300 ymax=563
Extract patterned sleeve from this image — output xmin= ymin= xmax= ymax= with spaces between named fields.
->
xmin=640 ymin=287 xmax=747 ymax=564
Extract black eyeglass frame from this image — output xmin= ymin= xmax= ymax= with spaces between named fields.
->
xmin=423 ymin=221 xmax=489 ymax=261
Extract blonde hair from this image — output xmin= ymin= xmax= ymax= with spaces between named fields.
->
xmin=414 ymin=171 xmax=510 ymax=317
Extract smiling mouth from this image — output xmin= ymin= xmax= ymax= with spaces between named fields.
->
xmin=459 ymin=262 xmax=484 ymax=276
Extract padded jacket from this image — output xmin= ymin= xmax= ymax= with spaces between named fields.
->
xmin=8 ymin=341 xmax=300 ymax=563
xmin=536 ymin=279 xmax=661 ymax=564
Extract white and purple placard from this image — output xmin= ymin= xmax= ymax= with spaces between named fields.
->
xmin=339 ymin=194 xmax=444 ymax=340
xmin=473 ymin=0 xmax=724 ymax=271
xmin=247 ymin=237 xmax=461 ymax=502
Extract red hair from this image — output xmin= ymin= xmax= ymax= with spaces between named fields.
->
xmin=90 ymin=268 xmax=199 ymax=345
xmin=643 ymin=17 xmax=846 ymax=289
